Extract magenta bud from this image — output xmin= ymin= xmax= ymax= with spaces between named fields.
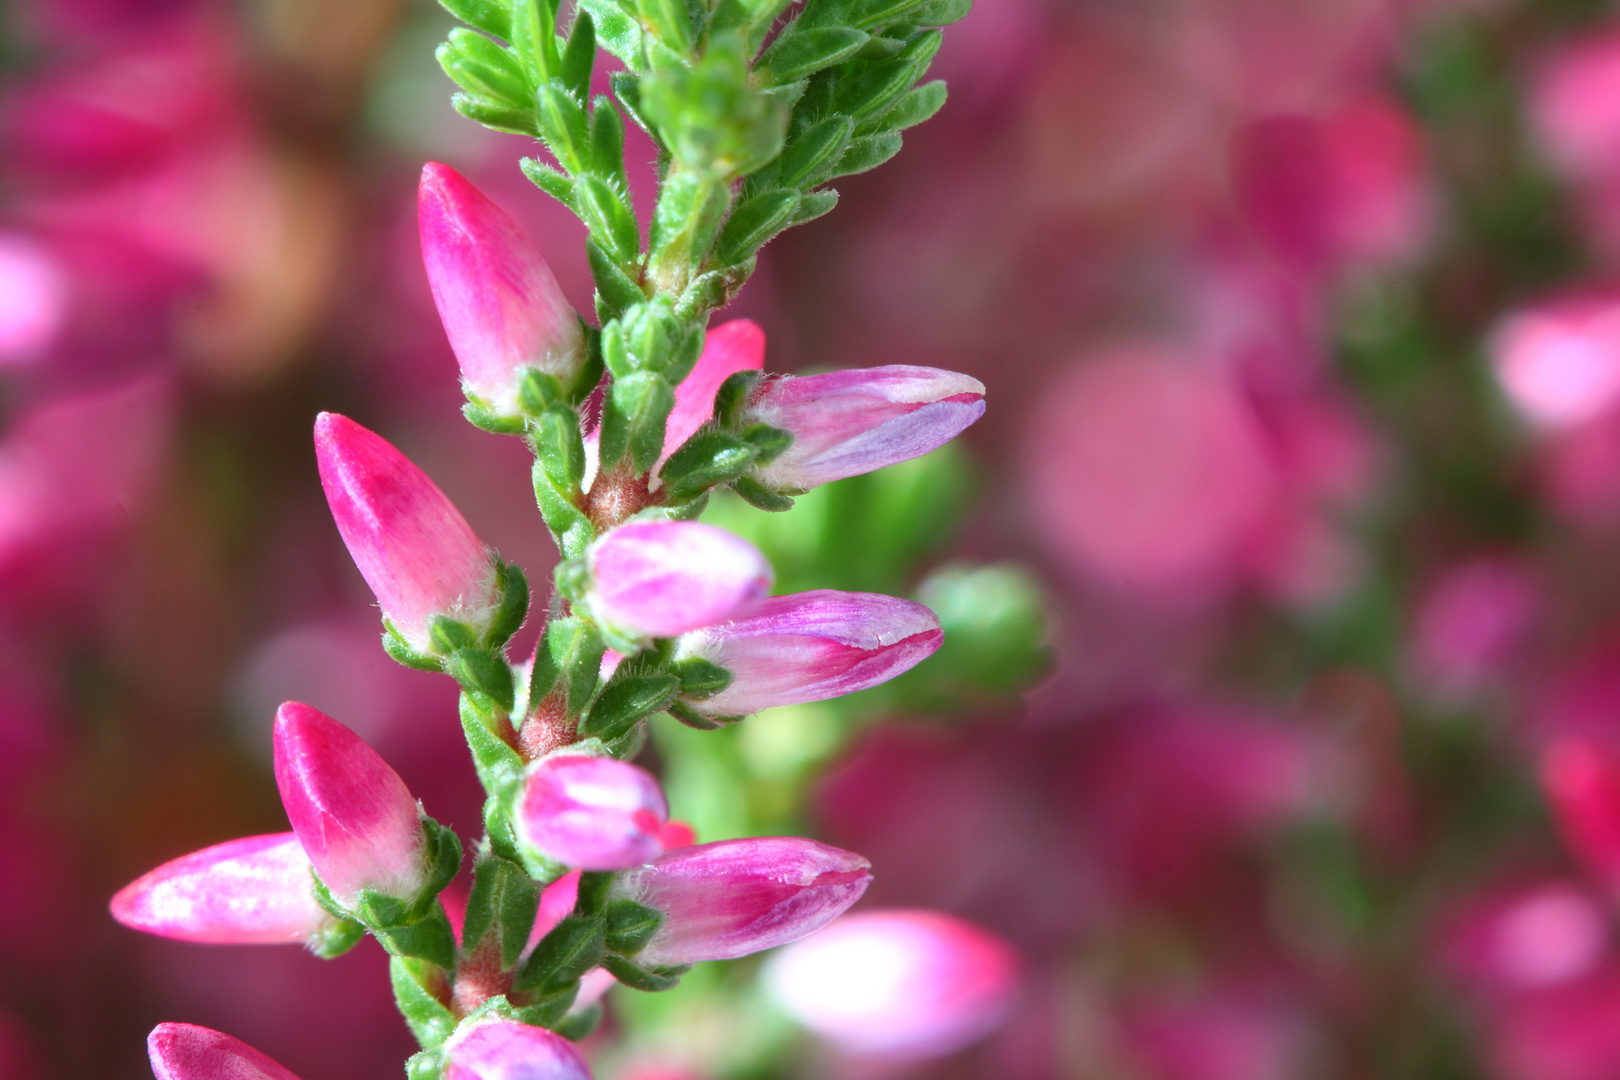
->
xmin=442 ymin=1019 xmax=592 ymax=1080
xmin=676 ymin=590 xmax=942 ymax=717
xmin=272 ymin=701 xmax=427 ymax=907
xmin=148 ymin=1024 xmax=303 ymax=1080
xmin=763 ymin=910 xmax=1023 ymax=1059
xmin=419 ymin=163 xmax=585 ymax=413
xmin=745 ymin=366 xmax=984 ymax=491
xmin=585 ymin=521 xmax=773 ymax=639
xmin=661 ymin=319 xmax=766 ymax=463
xmin=314 ymin=412 xmax=498 ymax=653
xmin=611 ymin=837 xmax=873 ymax=965
xmin=516 ymin=754 xmax=669 ymax=870
xmin=110 ymin=833 xmax=331 ymax=945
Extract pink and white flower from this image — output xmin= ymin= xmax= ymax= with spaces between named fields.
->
xmin=442 ymin=1019 xmax=592 ymax=1080
xmin=148 ymin=1023 xmax=302 ymax=1080
xmin=674 ymin=590 xmax=942 ymax=717
xmin=584 ymin=521 xmax=772 ymax=639
xmin=516 ymin=754 xmax=669 ymax=871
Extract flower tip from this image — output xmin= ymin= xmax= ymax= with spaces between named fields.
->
xmin=148 ymin=1024 xmax=303 ymax=1080
xmin=443 ymin=1019 xmax=592 ymax=1080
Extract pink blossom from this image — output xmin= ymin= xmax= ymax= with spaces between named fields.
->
xmin=1491 ymin=295 xmax=1620 ymax=430
xmin=658 ymin=820 xmax=697 ymax=849
xmin=1230 ymin=98 xmax=1432 ymax=273
xmin=272 ymin=701 xmax=428 ymax=907
xmin=1531 ymin=30 xmax=1620 ymax=185
xmin=611 ymin=837 xmax=872 ymax=965
xmin=1025 ymin=345 xmax=1275 ymax=597
xmin=0 ymin=235 xmax=68 ymax=364
xmin=1543 ymin=739 xmax=1620 ymax=897
xmin=148 ymin=1023 xmax=302 ymax=1080
xmin=110 ymin=833 xmax=331 ymax=945
xmin=516 ymin=754 xmax=669 ymax=871
xmin=1410 ymin=556 xmax=1542 ymax=699
xmin=763 ymin=910 xmax=1022 ymax=1059
xmin=1487 ymin=968 xmax=1620 ymax=1080
xmin=745 ymin=366 xmax=985 ymax=491
xmin=662 ymin=319 xmax=765 ymax=462
xmin=442 ymin=1019 xmax=592 ymax=1080
xmin=585 ymin=521 xmax=772 ymax=639
xmin=1436 ymin=878 xmax=1608 ymax=994
xmin=674 ymin=590 xmax=942 ymax=717
xmin=313 ymin=412 xmax=498 ymax=653
xmin=419 ymin=163 xmax=585 ymax=416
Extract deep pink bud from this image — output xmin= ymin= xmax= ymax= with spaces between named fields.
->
xmin=661 ymin=320 xmax=766 ymax=462
xmin=313 ymin=412 xmax=497 ymax=652
xmin=763 ymin=911 xmax=1022 ymax=1059
xmin=272 ymin=701 xmax=427 ymax=906
xmin=675 ymin=591 xmax=942 ymax=717
xmin=148 ymin=1023 xmax=302 ymax=1080
xmin=442 ymin=1019 xmax=592 ymax=1080
xmin=419 ymin=163 xmax=585 ymax=413
xmin=611 ymin=837 xmax=872 ymax=965
xmin=516 ymin=754 xmax=669 ymax=870
xmin=585 ymin=521 xmax=772 ymax=638
xmin=745 ymin=366 xmax=984 ymax=491
xmin=110 ymin=833 xmax=330 ymax=945
xmin=1543 ymin=739 xmax=1620 ymax=896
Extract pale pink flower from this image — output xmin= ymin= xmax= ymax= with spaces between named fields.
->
xmin=1409 ymin=557 xmax=1542 ymax=699
xmin=661 ymin=319 xmax=766 ymax=462
xmin=148 ymin=1023 xmax=302 ymax=1080
xmin=0 ymin=235 xmax=68 ymax=365
xmin=1491 ymin=295 xmax=1620 ymax=430
xmin=585 ymin=521 xmax=772 ymax=639
xmin=442 ymin=1019 xmax=592 ymax=1080
xmin=516 ymin=755 xmax=669 ymax=871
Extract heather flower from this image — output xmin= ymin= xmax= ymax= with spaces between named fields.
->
xmin=148 ymin=1023 xmax=302 ymax=1080
xmin=419 ymin=163 xmax=586 ymax=415
xmin=313 ymin=412 xmax=498 ymax=653
xmin=763 ymin=910 xmax=1022 ymax=1059
xmin=744 ymin=366 xmax=985 ymax=492
xmin=516 ymin=754 xmax=669 ymax=871
xmin=1490 ymin=294 xmax=1620 ymax=431
xmin=584 ymin=521 xmax=772 ymax=639
xmin=442 ymin=1019 xmax=592 ymax=1080
xmin=610 ymin=838 xmax=872 ymax=965
xmin=1543 ymin=739 xmax=1620 ymax=896
xmin=674 ymin=590 xmax=942 ymax=717
xmin=272 ymin=701 xmax=428 ymax=907
xmin=110 ymin=833 xmax=330 ymax=945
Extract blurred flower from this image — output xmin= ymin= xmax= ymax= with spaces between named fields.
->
xmin=1542 ymin=739 xmax=1620 ymax=898
xmin=0 ymin=234 xmax=69 ymax=364
xmin=1436 ymin=877 xmax=1609 ymax=994
xmin=1115 ymin=985 xmax=1316 ymax=1080
xmin=1409 ymin=556 xmax=1542 ymax=700
xmin=1531 ymin=29 xmax=1620 ymax=186
xmin=763 ymin=909 xmax=1022 ymax=1059
xmin=1492 ymin=294 xmax=1620 ymax=431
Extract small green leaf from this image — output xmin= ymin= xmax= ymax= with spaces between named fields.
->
xmin=460 ymin=692 xmax=524 ymax=797
xmin=561 ymin=11 xmax=597 ymax=100
xmin=598 ymin=371 xmax=675 ymax=474
xmin=658 ymin=430 xmax=756 ymax=499
xmin=590 ymin=98 xmax=629 ymax=182
xmin=712 ymin=188 xmax=799 ymax=265
xmin=579 ymin=0 xmax=642 ymax=65
xmin=831 ymin=131 xmax=901 ymax=177
xmin=576 ymin=176 xmax=642 ymax=263
xmin=538 ymin=83 xmax=591 ymax=171
xmin=603 ymin=898 xmax=663 ymax=955
xmin=636 ymin=0 xmax=692 ymax=51
xmin=777 ymin=115 xmax=855 ymax=187
xmin=791 ymin=187 xmax=839 ymax=223
xmin=601 ymin=954 xmax=686 ymax=992
xmin=462 ymin=855 xmax=541 ymax=968
xmin=439 ymin=0 xmax=511 ymax=40
xmin=483 ymin=561 xmax=530 ymax=648
xmin=373 ymin=905 xmax=458 ymax=969
xmin=533 ymin=462 xmax=595 ymax=558
xmin=532 ymin=406 xmax=587 ymax=490
xmin=579 ymin=673 xmax=681 ymax=740
xmin=905 ymin=0 xmax=971 ymax=26
xmin=309 ymin=916 xmax=366 ymax=958
xmin=515 ymin=915 xmax=606 ymax=993
xmin=553 ymin=1004 xmax=603 ymax=1041
xmin=588 ymin=239 xmax=647 ymax=320
xmin=510 ymin=0 xmax=558 ymax=82
xmin=390 ymin=956 xmax=457 ymax=1049
xmin=734 ymin=474 xmax=795 ymax=510
xmin=521 ymin=158 xmax=576 ymax=210
xmin=446 ymin=648 xmax=517 ymax=711
xmin=756 ymin=25 xmax=869 ymax=84
xmin=868 ymin=78 xmax=946 ymax=134
xmin=671 ymin=656 xmax=733 ymax=699
xmin=452 ymin=94 xmax=539 ymax=137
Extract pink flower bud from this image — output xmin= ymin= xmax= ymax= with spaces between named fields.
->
xmin=763 ymin=910 xmax=1022 ymax=1059
xmin=272 ymin=701 xmax=427 ymax=907
xmin=110 ymin=833 xmax=331 ymax=945
xmin=675 ymin=591 xmax=942 ymax=717
xmin=148 ymin=1023 xmax=302 ymax=1080
xmin=1530 ymin=30 xmax=1620 ymax=184
xmin=661 ymin=319 xmax=766 ymax=463
xmin=1543 ymin=739 xmax=1620 ymax=896
xmin=585 ymin=521 xmax=772 ymax=639
xmin=744 ymin=366 xmax=984 ymax=491
xmin=442 ymin=1019 xmax=592 ymax=1080
xmin=0 ymin=234 xmax=68 ymax=365
xmin=611 ymin=837 xmax=872 ymax=965
xmin=516 ymin=754 xmax=669 ymax=870
xmin=313 ymin=412 xmax=497 ymax=653
xmin=419 ymin=163 xmax=585 ymax=413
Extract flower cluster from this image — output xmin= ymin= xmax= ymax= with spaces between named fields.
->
xmin=107 ymin=0 xmax=986 ymax=1074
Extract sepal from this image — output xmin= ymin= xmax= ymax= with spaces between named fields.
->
xmin=310 ymin=917 xmax=367 ymax=958
xmin=462 ymin=853 xmax=542 ymax=969
xmin=601 ymin=953 xmax=687 ymax=992
xmin=461 ymin=693 xmax=524 ymax=800
xmin=514 ymin=915 xmax=606 ymax=994
xmin=385 ymin=622 xmax=445 ymax=672
xmin=527 ymin=617 xmax=606 ymax=719
xmin=603 ymin=898 xmax=662 ymax=955
xmin=392 ymin=956 xmax=458 ymax=1049
xmin=552 ymin=1005 xmax=603 ymax=1041
xmin=734 ymin=474 xmax=796 ymax=510
xmin=577 ymin=669 xmax=679 ymax=741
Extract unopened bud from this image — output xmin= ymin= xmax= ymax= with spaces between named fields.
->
xmin=442 ymin=1019 xmax=593 ymax=1080
xmin=148 ymin=1024 xmax=302 ymax=1080
xmin=516 ymin=754 xmax=669 ymax=871
xmin=584 ymin=521 xmax=772 ymax=639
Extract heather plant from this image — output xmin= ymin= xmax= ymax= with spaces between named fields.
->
xmin=106 ymin=0 xmax=1006 ymax=1075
